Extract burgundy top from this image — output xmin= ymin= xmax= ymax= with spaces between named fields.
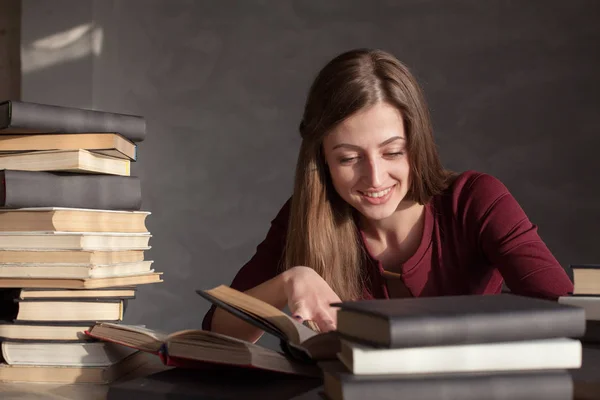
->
xmin=202 ymin=171 xmax=573 ymax=330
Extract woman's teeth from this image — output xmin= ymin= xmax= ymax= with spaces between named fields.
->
xmin=363 ymin=187 xmax=392 ymax=198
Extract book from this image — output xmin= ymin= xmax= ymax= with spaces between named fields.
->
xmin=85 ymin=323 xmax=319 ymax=377
xmin=0 ymin=298 xmax=124 ymax=323
xmin=0 ymin=133 xmax=136 ymax=161
xmin=0 ymin=208 xmax=149 ymax=233
xmin=0 ymin=149 xmax=130 ymax=176
xmin=337 ymin=337 xmax=582 ymax=375
xmin=0 ymin=231 xmax=151 ymax=250
xmin=0 ymin=100 xmax=145 ymax=142
xmin=0 ymin=170 xmax=142 ymax=210
xmin=0 ymin=322 xmax=96 ymax=341
xmin=0 ymin=287 xmax=137 ymax=300
xmin=0 ymin=260 xmax=154 ymax=279
xmin=320 ymin=361 xmax=574 ymax=400
xmin=0 ymin=249 xmax=145 ymax=264
xmin=0 ymin=272 xmax=163 ymax=289
xmin=571 ymin=264 xmax=600 ymax=295
xmin=0 ymin=340 xmax=138 ymax=366
xmin=196 ymin=285 xmax=339 ymax=361
xmin=559 ymin=296 xmax=600 ymax=343
xmin=0 ymin=350 xmax=149 ymax=384
xmin=334 ymin=293 xmax=585 ymax=348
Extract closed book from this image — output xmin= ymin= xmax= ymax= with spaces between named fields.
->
xmin=0 ymin=100 xmax=145 ymax=142
xmin=0 ymin=322 xmax=95 ymax=341
xmin=0 ymin=287 xmax=137 ymax=300
xmin=0 ymin=231 xmax=151 ymax=250
xmin=0 ymin=248 xmax=145 ymax=264
xmin=0 ymin=260 xmax=154 ymax=279
xmin=321 ymin=361 xmax=573 ymax=400
xmin=0 ymin=133 xmax=136 ymax=160
xmin=0 ymin=170 xmax=142 ymax=210
xmin=0 ymin=298 xmax=124 ymax=323
xmin=0 ymin=340 xmax=138 ymax=366
xmin=0 ymin=208 xmax=149 ymax=233
xmin=334 ymin=294 xmax=585 ymax=348
xmin=0 ymin=273 xmax=162 ymax=289
xmin=0 ymin=149 xmax=130 ymax=176
xmin=337 ymin=337 xmax=582 ymax=375
xmin=0 ymin=351 xmax=148 ymax=384
xmin=571 ymin=264 xmax=600 ymax=295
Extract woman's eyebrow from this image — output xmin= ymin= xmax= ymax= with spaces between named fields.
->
xmin=332 ymin=136 xmax=405 ymax=151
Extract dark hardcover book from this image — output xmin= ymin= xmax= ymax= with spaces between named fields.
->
xmin=0 ymin=169 xmax=142 ymax=210
xmin=334 ymin=294 xmax=586 ymax=348
xmin=0 ymin=100 xmax=145 ymax=142
xmin=320 ymin=361 xmax=573 ymax=400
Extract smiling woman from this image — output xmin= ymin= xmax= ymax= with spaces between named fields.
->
xmin=203 ymin=48 xmax=574 ymax=344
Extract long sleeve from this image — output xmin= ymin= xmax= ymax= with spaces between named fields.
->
xmin=201 ymin=199 xmax=291 ymax=330
xmin=459 ymin=173 xmax=573 ymax=300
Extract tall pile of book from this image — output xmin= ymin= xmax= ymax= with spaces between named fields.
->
xmin=0 ymin=100 xmax=163 ymax=384
xmin=323 ymin=294 xmax=585 ymax=400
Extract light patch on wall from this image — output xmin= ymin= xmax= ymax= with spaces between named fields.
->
xmin=21 ymin=23 xmax=104 ymax=74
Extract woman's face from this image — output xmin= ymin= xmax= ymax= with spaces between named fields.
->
xmin=323 ymin=102 xmax=411 ymax=221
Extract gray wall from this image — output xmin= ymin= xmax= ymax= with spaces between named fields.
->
xmin=22 ymin=0 xmax=600 ymax=339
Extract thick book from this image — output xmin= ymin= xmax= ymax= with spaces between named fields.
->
xmin=0 ymin=297 xmax=124 ymax=323
xmin=337 ymin=337 xmax=582 ymax=375
xmin=0 ymin=231 xmax=151 ymax=250
xmin=85 ymin=323 xmax=319 ymax=377
xmin=0 ymin=287 xmax=137 ymax=300
xmin=0 ymin=170 xmax=142 ymax=210
xmin=320 ymin=361 xmax=573 ymax=400
xmin=571 ymin=264 xmax=600 ymax=295
xmin=0 ymin=260 xmax=154 ymax=279
xmin=0 ymin=100 xmax=145 ymax=142
xmin=0 ymin=322 xmax=96 ymax=341
xmin=0 ymin=248 xmax=145 ymax=264
xmin=0 ymin=340 xmax=138 ymax=366
xmin=334 ymin=293 xmax=586 ymax=348
xmin=0 ymin=133 xmax=137 ymax=161
xmin=0 ymin=149 xmax=130 ymax=176
xmin=0 ymin=272 xmax=162 ymax=289
xmin=0 ymin=208 xmax=149 ymax=233
xmin=0 ymin=350 xmax=148 ymax=384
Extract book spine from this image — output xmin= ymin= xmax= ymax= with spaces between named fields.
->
xmin=1 ymin=170 xmax=142 ymax=210
xmin=3 ymin=101 xmax=146 ymax=142
xmin=335 ymin=370 xmax=573 ymax=400
xmin=387 ymin=307 xmax=586 ymax=348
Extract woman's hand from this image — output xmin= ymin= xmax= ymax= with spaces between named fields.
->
xmin=282 ymin=266 xmax=341 ymax=332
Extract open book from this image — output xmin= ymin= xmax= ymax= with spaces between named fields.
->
xmin=86 ymin=285 xmax=339 ymax=376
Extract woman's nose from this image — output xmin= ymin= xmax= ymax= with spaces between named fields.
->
xmin=362 ymin=158 xmax=383 ymax=188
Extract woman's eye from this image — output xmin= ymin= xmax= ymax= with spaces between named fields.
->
xmin=385 ymin=151 xmax=404 ymax=158
xmin=339 ymin=156 xmax=358 ymax=164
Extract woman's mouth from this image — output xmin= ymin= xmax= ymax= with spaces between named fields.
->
xmin=358 ymin=185 xmax=395 ymax=205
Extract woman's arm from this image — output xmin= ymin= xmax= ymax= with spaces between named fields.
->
xmin=460 ymin=172 xmax=573 ymax=299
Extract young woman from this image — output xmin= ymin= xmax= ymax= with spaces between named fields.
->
xmin=202 ymin=48 xmax=573 ymax=343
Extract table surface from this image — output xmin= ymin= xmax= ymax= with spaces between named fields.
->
xmin=1 ymin=345 xmax=599 ymax=400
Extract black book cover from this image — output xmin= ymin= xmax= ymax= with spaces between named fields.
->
xmin=1 ymin=287 xmax=137 ymax=301
xmin=0 ymin=100 xmax=145 ymax=142
xmin=0 ymin=169 xmax=142 ymax=210
xmin=334 ymin=294 xmax=586 ymax=348
xmin=320 ymin=361 xmax=573 ymax=400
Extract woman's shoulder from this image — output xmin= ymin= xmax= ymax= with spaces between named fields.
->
xmin=438 ymin=170 xmax=512 ymax=211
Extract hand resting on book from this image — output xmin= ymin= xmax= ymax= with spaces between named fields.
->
xmin=284 ymin=266 xmax=341 ymax=333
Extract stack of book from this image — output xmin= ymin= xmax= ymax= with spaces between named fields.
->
xmin=323 ymin=294 xmax=586 ymax=400
xmin=559 ymin=264 xmax=600 ymax=344
xmin=87 ymin=286 xmax=586 ymax=399
xmin=0 ymin=100 xmax=163 ymax=384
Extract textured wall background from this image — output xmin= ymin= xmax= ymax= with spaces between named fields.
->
xmin=21 ymin=1 xmax=600 ymax=349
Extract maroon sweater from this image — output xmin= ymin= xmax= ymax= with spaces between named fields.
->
xmin=202 ymin=171 xmax=573 ymax=330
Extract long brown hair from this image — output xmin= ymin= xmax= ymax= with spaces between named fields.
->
xmin=284 ymin=49 xmax=455 ymax=301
